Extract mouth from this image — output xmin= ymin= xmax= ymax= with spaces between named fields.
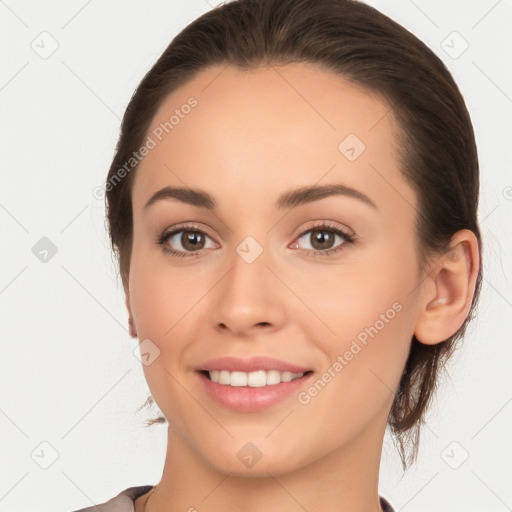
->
xmin=199 ymin=369 xmax=313 ymax=387
xmin=195 ymin=356 xmax=314 ymax=412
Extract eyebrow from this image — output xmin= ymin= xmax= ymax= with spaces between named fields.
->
xmin=143 ymin=184 xmax=377 ymax=211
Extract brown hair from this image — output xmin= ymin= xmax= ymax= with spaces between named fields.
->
xmin=105 ymin=0 xmax=482 ymax=472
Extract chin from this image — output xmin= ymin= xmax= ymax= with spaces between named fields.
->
xmin=196 ymin=439 xmax=313 ymax=478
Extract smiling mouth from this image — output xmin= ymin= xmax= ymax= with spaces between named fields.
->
xmin=199 ymin=369 xmax=314 ymax=387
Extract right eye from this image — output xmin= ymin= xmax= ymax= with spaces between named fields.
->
xmin=156 ymin=224 xmax=218 ymax=257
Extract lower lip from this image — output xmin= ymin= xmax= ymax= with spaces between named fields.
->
xmin=197 ymin=372 xmax=313 ymax=412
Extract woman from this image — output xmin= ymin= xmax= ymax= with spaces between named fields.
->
xmin=72 ymin=0 xmax=481 ymax=510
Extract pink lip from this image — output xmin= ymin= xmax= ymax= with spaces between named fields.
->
xmin=195 ymin=356 xmax=314 ymax=413
xmin=197 ymin=372 xmax=313 ymax=412
xmin=197 ymin=356 xmax=311 ymax=373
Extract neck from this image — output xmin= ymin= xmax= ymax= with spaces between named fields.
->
xmin=144 ymin=411 xmax=388 ymax=512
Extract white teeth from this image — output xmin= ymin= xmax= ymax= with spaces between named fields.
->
xmin=218 ymin=370 xmax=231 ymax=385
xmin=207 ymin=369 xmax=305 ymax=386
xmin=247 ymin=370 xmax=267 ymax=387
xmin=266 ymin=370 xmax=281 ymax=385
xmin=281 ymin=371 xmax=293 ymax=383
xmin=230 ymin=371 xmax=248 ymax=387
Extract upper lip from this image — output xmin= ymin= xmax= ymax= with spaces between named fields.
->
xmin=197 ymin=356 xmax=312 ymax=373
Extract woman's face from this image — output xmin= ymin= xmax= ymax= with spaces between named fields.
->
xmin=127 ymin=62 xmax=424 ymax=475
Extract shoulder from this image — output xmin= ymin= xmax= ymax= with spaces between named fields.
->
xmin=68 ymin=485 xmax=154 ymax=512
xmin=69 ymin=487 xmax=391 ymax=512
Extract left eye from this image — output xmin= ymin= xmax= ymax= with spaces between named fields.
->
xmin=293 ymin=226 xmax=350 ymax=253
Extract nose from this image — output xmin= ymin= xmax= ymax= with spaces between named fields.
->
xmin=211 ymin=241 xmax=287 ymax=338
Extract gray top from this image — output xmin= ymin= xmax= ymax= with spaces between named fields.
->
xmin=69 ymin=485 xmax=153 ymax=512
xmin=69 ymin=485 xmax=395 ymax=512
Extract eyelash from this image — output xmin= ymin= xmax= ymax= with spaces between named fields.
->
xmin=154 ymin=221 xmax=356 ymax=259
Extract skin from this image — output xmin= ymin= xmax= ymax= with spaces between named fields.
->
xmin=125 ymin=62 xmax=479 ymax=512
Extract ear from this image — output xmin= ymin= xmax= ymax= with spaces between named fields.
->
xmin=126 ymin=295 xmax=138 ymax=339
xmin=414 ymin=229 xmax=480 ymax=345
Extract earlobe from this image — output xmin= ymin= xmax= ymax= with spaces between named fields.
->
xmin=414 ymin=229 xmax=480 ymax=345
xmin=126 ymin=296 xmax=138 ymax=339
xmin=128 ymin=316 xmax=138 ymax=338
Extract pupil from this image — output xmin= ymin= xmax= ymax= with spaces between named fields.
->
xmin=312 ymin=230 xmax=333 ymax=250
xmin=183 ymin=231 xmax=204 ymax=250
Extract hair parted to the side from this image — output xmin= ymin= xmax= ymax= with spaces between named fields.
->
xmin=105 ymin=0 xmax=482 ymax=472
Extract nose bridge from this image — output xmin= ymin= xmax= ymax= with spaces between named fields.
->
xmin=225 ymin=234 xmax=272 ymax=307
xmin=212 ymin=233 xmax=285 ymax=333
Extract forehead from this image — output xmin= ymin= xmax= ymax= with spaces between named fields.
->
xmin=132 ymin=62 xmax=412 ymax=215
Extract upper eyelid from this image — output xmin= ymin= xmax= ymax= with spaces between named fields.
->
xmin=295 ymin=220 xmax=354 ymax=237
xmin=164 ymin=222 xmax=214 ymax=236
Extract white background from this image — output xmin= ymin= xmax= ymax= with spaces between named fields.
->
xmin=1 ymin=1 xmax=511 ymax=511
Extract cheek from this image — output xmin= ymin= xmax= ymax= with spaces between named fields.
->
xmin=294 ymin=247 xmax=418 ymax=397
xmin=292 ymin=283 xmax=414 ymax=449
xmin=128 ymin=250 xmax=205 ymax=426
xmin=317 ymin=283 xmax=411 ymax=350
xmin=128 ymin=246 xmax=204 ymax=339
xmin=308 ymin=290 xmax=413 ymax=406
xmin=297 ymin=257 xmax=416 ymax=346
